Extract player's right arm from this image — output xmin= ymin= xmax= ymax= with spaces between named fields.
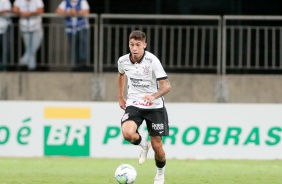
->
xmin=118 ymin=72 xmax=126 ymax=110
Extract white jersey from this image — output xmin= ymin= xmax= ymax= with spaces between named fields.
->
xmin=118 ymin=51 xmax=168 ymax=109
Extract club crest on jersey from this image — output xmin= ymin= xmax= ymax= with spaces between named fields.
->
xmin=143 ymin=65 xmax=150 ymax=75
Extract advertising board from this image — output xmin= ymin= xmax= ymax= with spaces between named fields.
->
xmin=1 ymin=102 xmax=281 ymax=159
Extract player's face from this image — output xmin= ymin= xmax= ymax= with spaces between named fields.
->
xmin=129 ymin=39 xmax=147 ymax=62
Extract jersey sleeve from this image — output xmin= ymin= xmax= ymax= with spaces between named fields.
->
xmin=82 ymin=0 xmax=90 ymax=10
xmin=152 ymin=58 xmax=167 ymax=80
xmin=58 ymin=1 xmax=66 ymax=9
xmin=117 ymin=59 xmax=125 ymax=74
xmin=37 ymin=0 xmax=44 ymax=8
xmin=13 ymin=0 xmax=20 ymax=7
xmin=3 ymin=0 xmax=11 ymax=10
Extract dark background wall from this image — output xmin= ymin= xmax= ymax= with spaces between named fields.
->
xmin=7 ymin=0 xmax=277 ymax=15
xmin=43 ymin=0 xmax=281 ymax=15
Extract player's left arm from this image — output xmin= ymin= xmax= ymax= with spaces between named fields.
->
xmin=143 ymin=78 xmax=171 ymax=103
xmin=153 ymin=78 xmax=171 ymax=99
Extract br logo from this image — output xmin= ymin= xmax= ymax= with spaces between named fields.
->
xmin=44 ymin=125 xmax=90 ymax=156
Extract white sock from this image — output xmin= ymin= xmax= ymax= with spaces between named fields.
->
xmin=157 ymin=166 xmax=165 ymax=176
xmin=139 ymin=137 xmax=148 ymax=149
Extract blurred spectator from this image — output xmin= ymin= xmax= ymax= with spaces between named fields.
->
xmin=13 ymin=0 xmax=44 ymax=71
xmin=0 ymin=0 xmax=12 ymax=71
xmin=56 ymin=0 xmax=90 ymax=71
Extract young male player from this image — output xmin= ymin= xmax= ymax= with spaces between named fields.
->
xmin=117 ymin=30 xmax=171 ymax=184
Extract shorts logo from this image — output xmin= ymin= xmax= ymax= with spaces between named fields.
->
xmin=152 ymin=123 xmax=164 ymax=131
xmin=122 ymin=113 xmax=129 ymax=121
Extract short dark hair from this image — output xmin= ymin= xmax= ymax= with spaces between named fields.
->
xmin=129 ymin=30 xmax=146 ymax=42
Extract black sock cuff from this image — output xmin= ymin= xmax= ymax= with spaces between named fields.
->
xmin=155 ymin=160 xmax=166 ymax=168
xmin=132 ymin=134 xmax=142 ymax=145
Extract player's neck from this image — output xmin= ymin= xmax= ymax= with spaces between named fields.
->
xmin=130 ymin=51 xmax=145 ymax=63
xmin=130 ymin=57 xmax=140 ymax=63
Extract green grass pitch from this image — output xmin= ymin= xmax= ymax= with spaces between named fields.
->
xmin=0 ymin=157 xmax=281 ymax=184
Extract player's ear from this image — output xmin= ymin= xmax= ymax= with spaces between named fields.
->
xmin=144 ymin=42 xmax=147 ymax=49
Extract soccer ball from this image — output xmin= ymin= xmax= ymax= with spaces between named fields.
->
xmin=114 ymin=164 xmax=137 ymax=184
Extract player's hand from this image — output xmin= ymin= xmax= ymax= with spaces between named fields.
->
xmin=119 ymin=98 xmax=126 ymax=110
xmin=142 ymin=95 xmax=155 ymax=105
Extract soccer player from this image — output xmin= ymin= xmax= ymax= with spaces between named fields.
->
xmin=117 ymin=30 xmax=171 ymax=184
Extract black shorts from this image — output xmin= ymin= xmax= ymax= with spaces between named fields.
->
xmin=121 ymin=106 xmax=169 ymax=136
